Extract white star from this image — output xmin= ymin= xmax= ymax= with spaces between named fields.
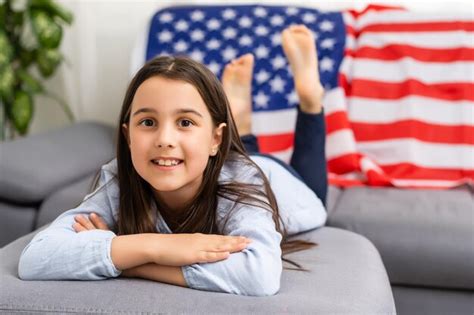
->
xmin=175 ymin=20 xmax=189 ymax=32
xmin=190 ymin=10 xmax=205 ymax=21
xmin=157 ymin=30 xmax=173 ymax=43
xmin=159 ymin=12 xmax=173 ymax=23
xmin=286 ymin=7 xmax=299 ymax=16
xmin=287 ymin=90 xmax=299 ymax=105
xmin=321 ymin=38 xmax=336 ymax=49
xmin=312 ymin=30 xmax=319 ymax=41
xmin=189 ymin=50 xmax=204 ymax=63
xmin=255 ymin=25 xmax=269 ymax=36
xmin=206 ymin=39 xmax=221 ymax=50
xmin=222 ymin=46 xmax=238 ymax=61
xmin=270 ymin=75 xmax=286 ymax=93
xmin=239 ymin=16 xmax=252 ymax=28
xmin=255 ymin=45 xmax=269 ymax=59
xmin=271 ymin=33 xmax=282 ymax=46
xmin=207 ymin=18 xmax=221 ymax=30
xmin=271 ymin=55 xmax=286 ymax=70
xmin=222 ymin=8 xmax=236 ymax=20
xmin=320 ymin=57 xmax=334 ymax=72
xmin=320 ymin=20 xmax=335 ymax=32
xmin=302 ymin=12 xmax=317 ymax=23
xmin=255 ymin=69 xmax=270 ymax=84
xmin=190 ymin=29 xmax=205 ymax=42
xmin=174 ymin=40 xmax=188 ymax=52
xmin=207 ymin=61 xmax=221 ymax=74
xmin=239 ymin=35 xmax=252 ymax=47
xmin=254 ymin=7 xmax=267 ymax=17
xmin=270 ymin=15 xmax=284 ymax=26
xmin=223 ymin=27 xmax=237 ymax=39
xmin=254 ymin=92 xmax=269 ymax=108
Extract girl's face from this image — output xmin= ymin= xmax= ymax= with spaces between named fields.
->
xmin=123 ymin=76 xmax=225 ymax=209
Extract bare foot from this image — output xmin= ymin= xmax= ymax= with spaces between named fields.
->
xmin=222 ymin=53 xmax=254 ymax=135
xmin=282 ymin=25 xmax=324 ymax=114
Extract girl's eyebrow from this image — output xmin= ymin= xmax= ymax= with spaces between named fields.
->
xmin=132 ymin=108 xmax=203 ymax=118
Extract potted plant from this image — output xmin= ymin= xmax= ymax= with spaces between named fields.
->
xmin=0 ymin=0 xmax=73 ymax=141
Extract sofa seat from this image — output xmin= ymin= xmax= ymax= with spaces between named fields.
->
xmin=328 ymin=186 xmax=474 ymax=290
xmin=0 ymin=226 xmax=395 ymax=314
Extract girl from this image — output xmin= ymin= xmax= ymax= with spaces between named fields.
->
xmin=18 ymin=25 xmax=327 ymax=297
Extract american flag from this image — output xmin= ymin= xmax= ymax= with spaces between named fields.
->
xmin=143 ymin=5 xmax=474 ymax=189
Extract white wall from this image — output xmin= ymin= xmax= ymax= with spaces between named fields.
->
xmin=29 ymin=0 xmax=474 ymax=135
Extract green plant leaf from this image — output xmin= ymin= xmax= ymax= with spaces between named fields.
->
xmin=19 ymin=48 xmax=34 ymax=67
xmin=0 ymin=64 xmax=14 ymax=101
xmin=0 ymin=4 xmax=6 ymax=26
xmin=18 ymin=69 xmax=43 ymax=93
xmin=30 ymin=0 xmax=73 ymax=25
xmin=30 ymin=9 xmax=62 ymax=49
xmin=36 ymin=48 xmax=61 ymax=77
xmin=0 ymin=30 xmax=13 ymax=67
xmin=10 ymin=90 xmax=33 ymax=135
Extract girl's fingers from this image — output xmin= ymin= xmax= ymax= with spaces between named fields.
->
xmin=200 ymin=251 xmax=230 ymax=263
xmin=73 ymin=222 xmax=87 ymax=233
xmin=89 ymin=213 xmax=110 ymax=230
xmin=74 ymin=214 xmax=96 ymax=230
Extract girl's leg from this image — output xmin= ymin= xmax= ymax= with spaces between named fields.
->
xmin=222 ymin=54 xmax=260 ymax=153
xmin=282 ymin=25 xmax=328 ymax=206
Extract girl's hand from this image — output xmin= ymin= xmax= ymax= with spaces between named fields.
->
xmin=150 ymin=233 xmax=252 ymax=266
xmin=73 ymin=213 xmax=110 ymax=232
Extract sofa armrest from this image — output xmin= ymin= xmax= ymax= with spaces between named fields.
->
xmin=0 ymin=226 xmax=395 ymax=314
xmin=0 ymin=122 xmax=115 ymax=204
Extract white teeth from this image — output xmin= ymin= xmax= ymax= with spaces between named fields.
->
xmin=154 ymin=159 xmax=180 ymax=166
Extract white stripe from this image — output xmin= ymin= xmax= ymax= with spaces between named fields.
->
xmin=356 ymin=10 xmax=474 ymax=30
xmin=357 ymin=138 xmax=474 ymax=169
xmin=326 ymin=129 xmax=358 ymax=160
xmin=391 ymin=178 xmax=472 ymax=188
xmin=252 ymin=108 xmax=296 ymax=135
xmin=348 ymin=96 xmax=474 ymax=126
xmin=342 ymin=11 xmax=355 ymax=28
xmin=345 ymin=34 xmax=356 ymax=51
xmin=324 ymin=87 xmax=348 ymax=115
xmin=352 ymin=58 xmax=474 ymax=84
xmin=358 ymin=31 xmax=474 ymax=49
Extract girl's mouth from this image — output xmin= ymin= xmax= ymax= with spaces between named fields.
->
xmin=151 ymin=159 xmax=183 ymax=170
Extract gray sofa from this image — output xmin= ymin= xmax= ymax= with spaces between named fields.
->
xmin=0 ymin=122 xmax=396 ymax=314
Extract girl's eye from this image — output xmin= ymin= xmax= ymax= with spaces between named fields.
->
xmin=139 ymin=119 xmax=155 ymax=127
xmin=178 ymin=119 xmax=194 ymax=128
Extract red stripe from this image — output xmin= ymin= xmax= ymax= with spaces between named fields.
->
xmin=359 ymin=21 xmax=474 ymax=33
xmin=326 ymin=111 xmax=352 ymax=134
xmin=355 ymin=45 xmax=474 ymax=62
xmin=257 ymin=133 xmax=293 ymax=153
xmin=350 ymin=79 xmax=474 ymax=101
xmin=327 ymin=153 xmax=362 ymax=174
xmin=351 ymin=121 xmax=474 ymax=144
xmin=346 ymin=5 xmax=404 ymax=19
xmin=380 ymin=163 xmax=474 ymax=180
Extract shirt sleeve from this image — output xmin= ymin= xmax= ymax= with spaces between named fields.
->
xmin=182 ymin=202 xmax=283 ymax=296
xmin=18 ymin=161 xmax=122 ymax=280
xmin=182 ymin=162 xmax=283 ymax=297
xmin=251 ymin=155 xmax=327 ymax=235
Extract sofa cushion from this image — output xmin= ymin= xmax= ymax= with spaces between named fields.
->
xmin=0 ymin=122 xmax=115 ymax=204
xmin=0 ymin=226 xmax=395 ymax=314
xmin=328 ymin=187 xmax=474 ymax=290
xmin=0 ymin=203 xmax=36 ymax=248
xmin=36 ymin=173 xmax=97 ymax=229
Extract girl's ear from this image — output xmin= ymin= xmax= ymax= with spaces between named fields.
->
xmin=122 ymin=123 xmax=130 ymax=146
xmin=210 ymin=122 xmax=227 ymax=156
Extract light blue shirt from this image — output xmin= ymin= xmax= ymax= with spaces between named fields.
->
xmin=18 ymin=155 xmax=326 ymax=296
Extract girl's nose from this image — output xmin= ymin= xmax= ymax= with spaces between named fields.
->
xmin=154 ymin=124 xmax=176 ymax=148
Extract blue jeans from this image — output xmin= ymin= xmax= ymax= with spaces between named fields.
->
xmin=243 ymin=107 xmax=328 ymax=207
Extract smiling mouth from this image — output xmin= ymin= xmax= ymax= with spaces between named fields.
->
xmin=151 ymin=159 xmax=183 ymax=167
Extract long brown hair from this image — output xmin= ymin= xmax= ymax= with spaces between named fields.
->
xmin=115 ymin=56 xmax=315 ymax=269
